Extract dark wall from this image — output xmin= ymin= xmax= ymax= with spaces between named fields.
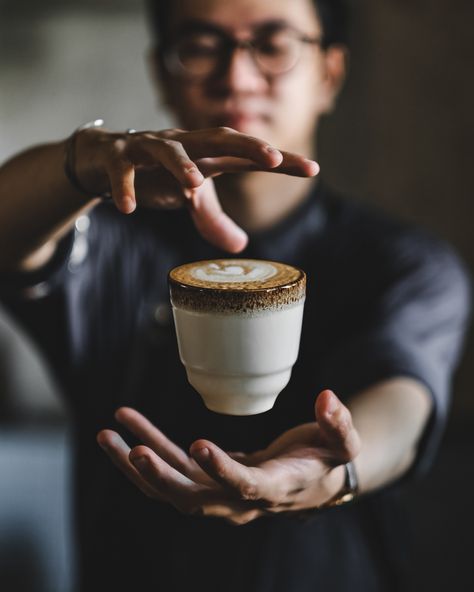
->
xmin=320 ymin=0 xmax=474 ymax=431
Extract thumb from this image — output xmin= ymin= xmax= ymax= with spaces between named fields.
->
xmin=188 ymin=179 xmax=248 ymax=254
xmin=315 ymin=390 xmax=361 ymax=464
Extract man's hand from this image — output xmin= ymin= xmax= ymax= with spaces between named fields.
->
xmin=97 ymin=390 xmax=360 ymax=526
xmin=75 ymin=126 xmax=319 ymax=253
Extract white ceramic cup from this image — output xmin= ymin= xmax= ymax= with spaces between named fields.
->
xmin=169 ymin=259 xmax=306 ymax=415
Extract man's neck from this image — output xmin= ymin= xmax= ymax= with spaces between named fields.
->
xmin=216 ymin=172 xmax=317 ymax=234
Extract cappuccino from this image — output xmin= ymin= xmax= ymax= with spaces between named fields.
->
xmin=169 ymin=259 xmax=306 ymax=415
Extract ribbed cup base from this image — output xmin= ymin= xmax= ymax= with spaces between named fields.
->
xmin=186 ymin=368 xmax=292 ymax=416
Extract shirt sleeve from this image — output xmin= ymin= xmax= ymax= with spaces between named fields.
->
xmin=318 ymin=232 xmax=472 ymax=479
xmin=0 ymin=230 xmax=75 ymax=300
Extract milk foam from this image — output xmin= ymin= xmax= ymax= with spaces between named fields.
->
xmin=169 ymin=258 xmax=306 ymax=313
xmin=192 ymin=261 xmax=278 ymax=284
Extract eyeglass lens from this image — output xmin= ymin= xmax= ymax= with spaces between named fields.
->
xmin=169 ymin=28 xmax=309 ymax=78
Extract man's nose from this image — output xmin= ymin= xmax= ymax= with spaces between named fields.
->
xmin=219 ymin=47 xmax=268 ymax=93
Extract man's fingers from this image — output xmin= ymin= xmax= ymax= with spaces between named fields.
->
xmin=172 ymin=127 xmax=283 ymax=168
xmin=196 ymin=157 xmax=260 ymax=177
xmin=79 ymin=128 xmax=318 ymax=220
xmin=196 ymin=154 xmax=319 ymax=178
xmin=106 ymin=160 xmax=136 ymax=214
xmin=128 ymin=134 xmax=205 ymax=189
xmin=190 ymin=440 xmax=272 ymax=502
xmin=96 ymin=429 xmax=160 ymax=499
xmin=127 ymin=127 xmax=282 ymax=169
xmin=272 ymin=152 xmax=319 ymax=176
xmin=188 ymin=180 xmax=248 ymax=253
xmin=200 ymin=503 xmax=263 ymax=525
xmin=98 ymin=432 xmax=264 ymax=523
xmin=227 ymin=451 xmax=253 ymax=465
xmin=115 ymin=407 xmax=193 ymax=476
xmin=128 ymin=446 xmax=228 ymax=514
xmin=315 ymin=390 xmax=361 ymax=463
xmin=129 ymin=445 xmax=195 ymax=488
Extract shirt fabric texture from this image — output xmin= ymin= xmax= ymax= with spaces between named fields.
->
xmin=0 ymin=181 xmax=471 ymax=591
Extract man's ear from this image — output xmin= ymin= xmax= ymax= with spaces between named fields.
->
xmin=321 ymin=44 xmax=348 ymax=113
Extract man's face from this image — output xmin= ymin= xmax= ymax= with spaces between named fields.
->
xmin=155 ymin=0 xmax=345 ymax=154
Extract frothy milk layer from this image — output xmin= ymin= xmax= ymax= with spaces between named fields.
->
xmin=169 ymin=259 xmax=306 ymax=314
xmin=193 ymin=260 xmax=278 ymax=284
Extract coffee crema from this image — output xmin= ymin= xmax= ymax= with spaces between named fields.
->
xmin=169 ymin=259 xmax=306 ymax=313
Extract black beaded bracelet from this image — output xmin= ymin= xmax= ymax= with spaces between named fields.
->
xmin=63 ymin=119 xmax=112 ymax=200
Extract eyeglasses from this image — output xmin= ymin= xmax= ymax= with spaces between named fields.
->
xmin=163 ymin=25 xmax=322 ymax=80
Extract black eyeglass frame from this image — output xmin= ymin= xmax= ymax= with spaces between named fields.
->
xmin=162 ymin=25 xmax=323 ymax=80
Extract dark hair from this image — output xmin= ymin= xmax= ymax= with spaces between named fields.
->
xmin=144 ymin=0 xmax=349 ymax=49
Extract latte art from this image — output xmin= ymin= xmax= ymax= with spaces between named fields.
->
xmin=170 ymin=258 xmax=303 ymax=289
xmin=192 ymin=260 xmax=278 ymax=284
xmin=169 ymin=258 xmax=306 ymax=313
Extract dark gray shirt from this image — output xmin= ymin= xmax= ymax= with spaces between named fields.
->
xmin=1 ymin=182 xmax=470 ymax=591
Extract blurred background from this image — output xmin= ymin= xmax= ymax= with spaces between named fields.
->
xmin=0 ymin=0 xmax=472 ymax=590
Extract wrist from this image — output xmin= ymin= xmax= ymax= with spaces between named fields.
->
xmin=63 ymin=119 xmax=111 ymax=200
xmin=323 ymin=464 xmax=346 ymax=504
xmin=320 ymin=461 xmax=359 ymax=509
xmin=291 ymin=461 xmax=359 ymax=522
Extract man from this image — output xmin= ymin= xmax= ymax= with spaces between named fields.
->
xmin=0 ymin=0 xmax=470 ymax=590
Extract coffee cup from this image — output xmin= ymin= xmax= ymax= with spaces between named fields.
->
xmin=168 ymin=258 xmax=306 ymax=415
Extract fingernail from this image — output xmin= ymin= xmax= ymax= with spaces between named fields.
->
xmin=326 ymin=391 xmax=337 ymax=416
xmin=266 ymin=146 xmax=280 ymax=154
xmin=186 ymin=167 xmax=204 ymax=181
xmin=305 ymin=159 xmax=320 ymax=173
xmin=132 ymin=456 xmax=148 ymax=471
xmin=123 ymin=197 xmax=136 ymax=212
xmin=197 ymin=447 xmax=210 ymax=459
